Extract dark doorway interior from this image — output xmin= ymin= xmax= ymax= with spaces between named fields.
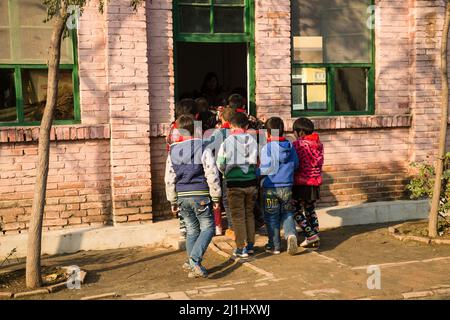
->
xmin=176 ymin=42 xmax=248 ymax=105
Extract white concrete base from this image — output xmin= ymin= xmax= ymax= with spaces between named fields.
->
xmin=0 ymin=220 xmax=181 ymax=260
xmin=0 ymin=200 xmax=430 ymax=260
xmin=317 ymin=200 xmax=430 ymax=230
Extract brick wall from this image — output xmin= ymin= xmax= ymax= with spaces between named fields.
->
xmin=106 ymin=0 xmax=153 ymax=224
xmin=148 ymin=0 xmax=174 ymax=220
xmin=0 ymin=139 xmax=111 ymax=235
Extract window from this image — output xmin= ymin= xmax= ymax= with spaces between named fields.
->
xmin=291 ymin=0 xmax=374 ymax=116
xmin=175 ymin=0 xmax=251 ymax=42
xmin=0 ymin=0 xmax=79 ymax=125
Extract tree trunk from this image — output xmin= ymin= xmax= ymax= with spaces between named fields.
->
xmin=429 ymin=1 xmax=450 ymax=238
xmin=26 ymin=11 xmax=68 ymax=289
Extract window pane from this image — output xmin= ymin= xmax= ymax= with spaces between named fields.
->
xmin=179 ymin=6 xmax=210 ymax=33
xmin=215 ymin=0 xmax=245 ymax=4
xmin=0 ymin=0 xmax=9 ymax=26
xmin=22 ymin=69 xmax=74 ymax=121
xmin=0 ymin=69 xmax=17 ymax=122
xmin=0 ymin=29 xmax=11 ymax=61
xmin=214 ymin=7 xmax=244 ymax=33
xmin=292 ymin=0 xmax=372 ymax=63
xmin=293 ymin=68 xmax=327 ymax=111
xmin=15 ymin=0 xmax=73 ymax=63
xmin=334 ymin=68 xmax=368 ymax=112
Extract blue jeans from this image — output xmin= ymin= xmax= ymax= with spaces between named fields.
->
xmin=178 ymin=196 xmax=215 ymax=267
xmin=263 ymin=187 xmax=297 ymax=250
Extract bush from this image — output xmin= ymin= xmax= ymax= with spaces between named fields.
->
xmin=406 ymin=152 xmax=450 ymax=219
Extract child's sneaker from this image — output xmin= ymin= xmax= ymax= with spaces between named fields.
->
xmin=300 ymin=234 xmax=320 ymax=248
xmin=287 ymin=234 xmax=298 ymax=256
xmin=245 ymin=243 xmax=255 ymax=254
xmin=233 ymin=248 xmax=249 ymax=258
xmin=215 ymin=226 xmax=223 ymax=236
xmin=188 ymin=264 xmax=208 ymax=278
xmin=182 ymin=262 xmax=192 ymax=272
xmin=265 ymin=244 xmax=281 ymax=255
xmin=225 ymin=228 xmax=236 ymax=240
xmin=179 ymin=227 xmax=187 ymax=240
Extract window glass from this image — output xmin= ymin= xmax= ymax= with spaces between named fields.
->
xmin=334 ymin=67 xmax=368 ymax=112
xmin=0 ymin=29 xmax=11 ymax=61
xmin=292 ymin=0 xmax=372 ymax=63
xmin=179 ymin=5 xmax=210 ymax=33
xmin=214 ymin=7 xmax=244 ymax=33
xmin=15 ymin=0 xmax=73 ymax=63
xmin=22 ymin=69 xmax=74 ymax=121
xmin=0 ymin=69 xmax=17 ymax=122
xmin=293 ymin=68 xmax=327 ymax=111
xmin=0 ymin=1 xmax=9 ymax=26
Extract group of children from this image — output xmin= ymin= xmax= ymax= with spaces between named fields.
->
xmin=164 ymin=94 xmax=324 ymax=279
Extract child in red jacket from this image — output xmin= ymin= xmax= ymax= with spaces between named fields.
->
xmin=292 ymin=117 xmax=324 ymax=248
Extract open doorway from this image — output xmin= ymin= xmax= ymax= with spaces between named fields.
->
xmin=176 ymin=42 xmax=248 ymax=108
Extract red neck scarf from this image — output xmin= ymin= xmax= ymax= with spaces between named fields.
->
xmin=175 ymin=135 xmax=193 ymax=143
xmin=235 ymin=108 xmax=246 ymax=113
xmin=231 ymin=128 xmax=246 ymax=135
xmin=303 ymin=132 xmax=320 ymax=142
xmin=268 ymin=136 xmax=286 ymax=142
xmin=221 ymin=122 xmax=231 ymax=129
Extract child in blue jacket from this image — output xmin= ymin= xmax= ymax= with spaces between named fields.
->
xmin=258 ymin=117 xmax=299 ymax=255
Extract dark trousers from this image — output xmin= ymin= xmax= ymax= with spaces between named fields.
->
xmin=294 ymin=200 xmax=320 ymax=238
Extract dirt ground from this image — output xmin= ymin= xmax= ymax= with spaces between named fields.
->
xmin=1 ymin=222 xmax=450 ymax=300
xmin=397 ymin=220 xmax=450 ymax=239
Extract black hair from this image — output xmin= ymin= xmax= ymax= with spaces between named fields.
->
xmin=175 ymin=98 xmax=197 ymax=119
xmin=265 ymin=117 xmax=285 ymax=136
xmin=227 ymin=94 xmax=245 ymax=110
xmin=201 ymin=72 xmax=221 ymax=94
xmin=176 ymin=114 xmax=195 ymax=136
xmin=199 ymin=111 xmax=217 ymax=131
xmin=293 ymin=117 xmax=314 ymax=135
xmin=195 ymin=97 xmax=210 ymax=113
xmin=230 ymin=112 xmax=249 ymax=129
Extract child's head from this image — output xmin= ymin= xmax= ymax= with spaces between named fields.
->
xmin=176 ymin=114 xmax=195 ymax=136
xmin=265 ymin=117 xmax=284 ymax=137
xmin=175 ymin=98 xmax=197 ymax=119
xmin=195 ymin=97 xmax=209 ymax=114
xmin=230 ymin=112 xmax=249 ymax=130
xmin=220 ymin=107 xmax=235 ymax=123
xmin=227 ymin=94 xmax=246 ymax=110
xmin=293 ymin=117 xmax=314 ymax=138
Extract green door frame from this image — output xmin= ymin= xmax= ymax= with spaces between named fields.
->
xmin=173 ymin=0 xmax=256 ymax=116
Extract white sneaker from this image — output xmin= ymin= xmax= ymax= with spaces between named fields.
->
xmin=300 ymin=234 xmax=320 ymax=248
xmin=287 ymin=235 xmax=298 ymax=256
xmin=215 ymin=226 xmax=223 ymax=236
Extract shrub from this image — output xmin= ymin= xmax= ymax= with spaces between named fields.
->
xmin=406 ymin=153 xmax=450 ymax=232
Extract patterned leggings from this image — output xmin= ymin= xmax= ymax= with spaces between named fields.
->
xmin=294 ymin=200 xmax=319 ymax=238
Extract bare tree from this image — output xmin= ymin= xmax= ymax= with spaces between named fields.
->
xmin=429 ymin=0 xmax=450 ymax=238
xmin=26 ymin=0 xmax=143 ymax=289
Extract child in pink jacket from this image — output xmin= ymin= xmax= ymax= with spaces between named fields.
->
xmin=292 ymin=117 xmax=324 ymax=248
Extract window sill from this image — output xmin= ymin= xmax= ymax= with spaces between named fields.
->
xmin=286 ymin=114 xmax=412 ymax=131
xmin=0 ymin=124 xmax=110 ymax=143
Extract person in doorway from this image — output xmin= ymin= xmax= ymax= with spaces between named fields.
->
xmin=201 ymin=72 xmax=226 ymax=108
xmin=292 ymin=117 xmax=324 ymax=248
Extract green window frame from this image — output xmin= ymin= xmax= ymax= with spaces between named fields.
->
xmin=291 ymin=0 xmax=375 ymax=117
xmin=174 ymin=0 xmax=252 ymax=43
xmin=0 ymin=0 xmax=80 ymax=127
xmin=173 ymin=0 xmax=256 ymax=115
